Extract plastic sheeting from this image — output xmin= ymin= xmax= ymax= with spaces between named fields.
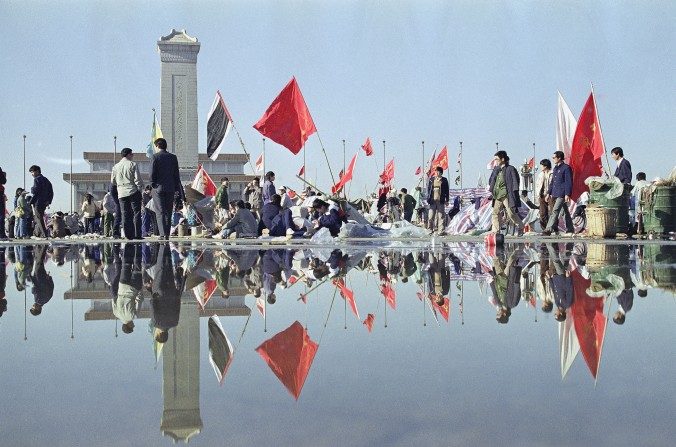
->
xmin=585 ymin=176 xmax=624 ymax=199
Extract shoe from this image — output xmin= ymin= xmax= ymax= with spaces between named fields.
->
xmin=541 ymin=230 xmax=552 ymax=236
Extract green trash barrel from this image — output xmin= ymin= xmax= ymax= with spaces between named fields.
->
xmin=643 ymin=186 xmax=676 ymax=234
xmin=588 ymin=184 xmax=632 ymax=234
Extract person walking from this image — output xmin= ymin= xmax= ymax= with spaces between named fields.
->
xmin=534 ymin=159 xmax=553 ymax=231
xmin=542 ymin=151 xmax=574 ymax=235
xmin=427 ymin=166 xmax=449 ymax=235
xmin=111 ymin=147 xmax=144 ymax=240
xmin=28 ymin=165 xmax=53 ymax=239
xmin=215 ymin=177 xmax=230 ymax=220
xmin=150 ymin=138 xmax=184 ymax=240
xmin=488 ymin=151 xmax=523 ymax=235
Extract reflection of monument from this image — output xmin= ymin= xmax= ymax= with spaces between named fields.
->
xmin=63 ymin=28 xmax=256 ymax=206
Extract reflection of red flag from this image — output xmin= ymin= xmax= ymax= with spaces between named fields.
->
xmin=331 ymin=153 xmax=357 ymax=194
xmin=191 ymin=165 xmax=217 ymax=197
xmin=414 ymin=166 xmax=421 ymax=175
xmin=431 ymin=296 xmax=450 ymax=322
xmin=363 ymin=314 xmax=375 ymax=332
xmin=380 ymin=283 xmax=396 ymax=309
xmin=253 ymin=77 xmax=317 ymax=154
xmin=192 ymin=278 xmax=217 ymax=309
xmin=379 ymin=159 xmax=395 ymax=185
xmin=298 ymin=165 xmax=305 ymax=176
xmin=570 ymin=92 xmax=604 ymax=200
xmin=333 ymin=278 xmax=359 ymax=320
xmin=528 ymin=157 xmax=535 ymax=169
xmin=361 ymin=137 xmax=373 ymax=156
xmin=256 ymin=321 xmax=318 ymax=400
xmin=570 ymin=270 xmax=606 ymax=379
xmin=256 ymin=297 xmax=265 ymax=317
xmin=432 ymin=146 xmax=449 ymax=171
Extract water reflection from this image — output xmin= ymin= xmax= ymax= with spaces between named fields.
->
xmin=0 ymin=241 xmax=674 ymax=443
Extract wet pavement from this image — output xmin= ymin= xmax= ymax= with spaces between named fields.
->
xmin=0 ymin=242 xmax=674 ymax=446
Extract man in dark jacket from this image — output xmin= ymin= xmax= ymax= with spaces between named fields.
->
xmin=150 ymin=138 xmax=185 ymax=240
xmin=312 ymin=199 xmax=343 ymax=237
xmin=427 ymin=166 xmax=450 ymax=234
xmin=611 ymin=147 xmax=632 ymax=185
xmin=261 ymin=194 xmax=286 ymax=236
xmin=488 ymin=151 xmax=523 ymax=234
xmin=400 ymin=188 xmax=417 ymax=223
xmin=28 ymin=165 xmax=53 ymax=238
xmin=542 ymin=151 xmax=574 ymax=235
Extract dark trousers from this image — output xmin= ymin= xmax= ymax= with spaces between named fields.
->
xmin=120 ymin=191 xmax=142 ymax=240
xmin=84 ymin=217 xmax=96 ymax=234
xmin=32 ymin=204 xmax=48 ymax=238
xmin=155 ymin=192 xmax=174 ymax=238
xmin=0 ymin=203 xmax=6 ymax=238
xmin=538 ymin=197 xmax=552 ymax=230
xmin=113 ymin=199 xmax=122 ymax=237
xmin=142 ymin=209 xmax=157 ymax=236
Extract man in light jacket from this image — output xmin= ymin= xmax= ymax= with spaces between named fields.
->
xmin=534 ymin=159 xmax=553 ymax=230
xmin=111 ymin=147 xmax=144 ymax=240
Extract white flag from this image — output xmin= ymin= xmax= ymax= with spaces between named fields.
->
xmin=556 ymin=91 xmax=578 ymax=161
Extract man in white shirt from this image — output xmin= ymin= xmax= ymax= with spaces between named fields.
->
xmin=111 ymin=148 xmax=144 ymax=240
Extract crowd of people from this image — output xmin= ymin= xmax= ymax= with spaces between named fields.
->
xmin=0 ymin=143 xmax=660 ymax=241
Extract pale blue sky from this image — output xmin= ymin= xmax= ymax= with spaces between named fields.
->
xmin=1 ymin=0 xmax=674 ymax=210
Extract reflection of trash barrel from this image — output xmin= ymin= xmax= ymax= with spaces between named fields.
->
xmin=588 ymin=184 xmax=632 ymax=234
xmin=643 ymin=186 xmax=676 ymax=235
xmin=642 ymin=244 xmax=676 ymax=289
xmin=587 ymin=243 xmax=630 ymax=272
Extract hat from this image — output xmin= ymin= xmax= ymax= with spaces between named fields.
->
xmin=121 ymin=147 xmax=133 ymax=157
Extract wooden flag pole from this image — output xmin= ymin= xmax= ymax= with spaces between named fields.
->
xmin=231 ymin=122 xmax=257 ymax=173
xmin=70 ymin=136 xmax=74 ymax=214
xmin=262 ymin=138 xmax=266 ymax=177
xmin=22 ymin=134 xmax=26 ymax=189
xmin=591 ymin=82 xmax=612 ymax=176
xmin=314 ymin=131 xmax=337 ymax=186
xmin=421 ymin=141 xmax=425 ymax=191
xmin=303 ymin=143 xmax=306 ymax=182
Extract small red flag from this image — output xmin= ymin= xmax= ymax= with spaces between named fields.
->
xmin=253 ymin=77 xmax=317 ymax=154
xmin=363 ymin=314 xmax=375 ymax=332
xmin=426 ymin=150 xmax=437 ymax=176
xmin=432 ymin=146 xmax=448 ymax=171
xmin=331 ymin=153 xmax=357 ymax=195
xmin=191 ymin=165 xmax=217 ymax=197
xmin=380 ymin=282 xmax=396 ymax=309
xmin=414 ymin=166 xmax=422 ymax=175
xmin=333 ymin=278 xmax=359 ymax=320
xmin=527 ymin=157 xmax=535 ymax=169
xmin=570 ymin=91 xmax=604 ymax=200
xmin=379 ymin=159 xmax=395 ymax=185
xmin=298 ymin=165 xmax=305 ymax=176
xmin=361 ymin=137 xmax=374 ymax=156
xmin=255 ymin=153 xmax=264 ymax=172
xmin=431 ymin=296 xmax=450 ymax=322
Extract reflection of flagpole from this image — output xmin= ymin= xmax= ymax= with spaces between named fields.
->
xmin=460 ymin=282 xmax=464 ymax=325
xmin=24 ymin=289 xmax=27 ymax=341
xmin=264 ymin=295 xmax=267 ymax=333
xmin=422 ymin=280 xmax=427 ymax=327
xmin=70 ymin=262 xmax=74 ymax=339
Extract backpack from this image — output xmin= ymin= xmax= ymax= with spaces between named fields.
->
xmin=44 ymin=177 xmax=54 ymax=205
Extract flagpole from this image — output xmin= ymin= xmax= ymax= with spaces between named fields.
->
xmin=421 ymin=141 xmax=425 ymax=191
xmin=22 ymin=135 xmax=26 ymax=189
xmin=314 ymin=131 xmax=337 ymax=186
xmin=70 ymin=136 xmax=73 ymax=214
xmin=590 ymin=82 xmax=612 ymax=176
xmin=303 ymin=143 xmax=306 ymax=182
xmin=496 ymin=142 xmax=499 ymax=152
xmin=262 ymin=138 xmax=266 ymax=178
xmin=459 ymin=141 xmax=463 ymax=189
xmin=382 ymin=140 xmax=386 ymax=174
xmin=113 ymin=135 xmax=117 ymax=168
xmin=342 ymin=139 xmax=347 ymax=199
xmin=230 ymin=122 xmax=257 ymax=173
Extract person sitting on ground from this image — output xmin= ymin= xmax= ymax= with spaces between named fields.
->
xmin=49 ymin=212 xmax=67 ymax=238
xmin=311 ymin=198 xmax=343 ymax=237
xmin=216 ymin=200 xmax=258 ymax=239
xmin=261 ymin=194 xmax=287 ymax=237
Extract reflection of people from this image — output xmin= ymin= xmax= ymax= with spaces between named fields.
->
xmin=150 ymin=244 xmax=183 ymax=342
xmin=490 ymin=248 xmax=523 ymax=324
xmin=114 ymin=244 xmax=143 ymax=334
xmin=547 ymin=244 xmax=573 ymax=321
xmin=613 ymin=289 xmax=634 ymax=325
xmin=29 ymin=246 xmax=54 ymax=316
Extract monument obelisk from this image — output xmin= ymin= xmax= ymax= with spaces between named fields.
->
xmin=157 ymin=29 xmax=200 ymax=170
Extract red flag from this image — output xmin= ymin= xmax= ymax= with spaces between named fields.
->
xmin=570 ymin=269 xmax=606 ymax=379
xmin=333 ymin=278 xmax=359 ymax=320
xmin=363 ymin=314 xmax=375 ymax=332
xmin=191 ymin=165 xmax=217 ymax=197
xmin=432 ymin=146 xmax=449 ymax=171
xmin=331 ymin=153 xmax=357 ymax=195
xmin=256 ymin=321 xmax=318 ymax=400
xmin=527 ymin=157 xmax=535 ymax=169
xmin=380 ymin=282 xmax=396 ymax=309
xmin=379 ymin=159 xmax=395 ymax=185
xmin=255 ymin=153 xmax=264 ymax=172
xmin=570 ymin=91 xmax=604 ymax=200
xmin=253 ymin=77 xmax=317 ymax=154
xmin=298 ymin=165 xmax=305 ymax=176
xmin=431 ymin=296 xmax=450 ymax=322
xmin=414 ymin=166 xmax=422 ymax=175
xmin=361 ymin=137 xmax=373 ymax=156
